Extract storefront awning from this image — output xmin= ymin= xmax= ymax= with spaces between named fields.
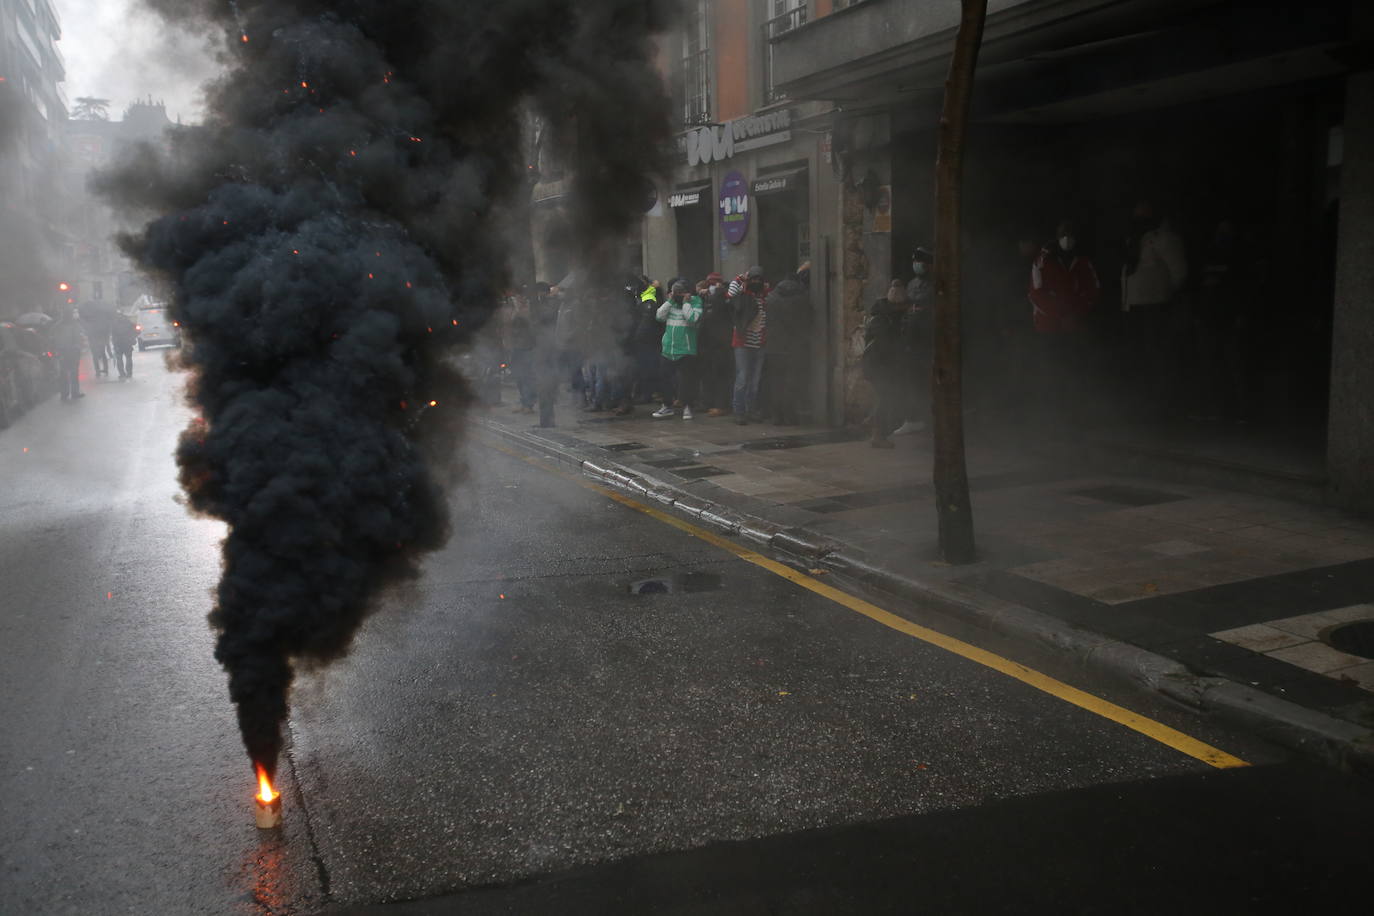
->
xmin=751 ymin=170 xmax=806 ymax=197
xmin=668 ymin=183 xmax=711 ymax=208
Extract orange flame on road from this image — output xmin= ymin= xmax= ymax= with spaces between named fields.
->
xmin=256 ymin=764 xmax=278 ymax=804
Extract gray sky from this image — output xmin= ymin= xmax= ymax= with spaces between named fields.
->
xmin=57 ymin=0 xmax=223 ymax=123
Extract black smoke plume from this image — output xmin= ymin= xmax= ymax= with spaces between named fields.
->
xmin=101 ymin=0 xmax=675 ymax=777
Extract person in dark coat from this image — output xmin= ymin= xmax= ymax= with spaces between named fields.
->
xmin=863 ymin=281 xmax=910 ymax=447
xmin=761 ymin=264 xmax=813 ymax=425
xmin=52 ymin=307 xmax=87 ymax=401
xmin=630 ymin=278 xmax=665 ymax=405
xmin=696 ymin=272 xmax=734 ymax=415
xmin=110 ymin=313 xmax=137 ymax=379
xmin=81 ymin=304 xmax=112 ymax=378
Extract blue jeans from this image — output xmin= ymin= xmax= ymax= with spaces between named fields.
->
xmin=581 ymin=361 xmax=619 ymax=408
xmin=732 ymin=347 xmax=765 ymax=417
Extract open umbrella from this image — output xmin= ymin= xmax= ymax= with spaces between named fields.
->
xmin=16 ymin=312 xmax=52 ymax=326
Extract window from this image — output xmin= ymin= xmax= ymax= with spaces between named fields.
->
xmin=763 ymin=0 xmax=808 ymax=103
xmin=682 ymin=1 xmax=712 ymax=126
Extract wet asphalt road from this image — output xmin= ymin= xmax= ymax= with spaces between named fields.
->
xmin=1 ymin=355 xmax=1371 ymax=915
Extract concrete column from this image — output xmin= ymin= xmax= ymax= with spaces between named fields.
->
xmin=1327 ymin=69 xmax=1374 ymax=512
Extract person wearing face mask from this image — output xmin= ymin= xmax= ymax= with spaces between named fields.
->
xmin=891 ymin=247 xmax=937 ymax=436
xmin=652 ymin=281 xmax=703 ymax=419
xmin=729 ymin=265 xmax=770 ymax=424
xmin=1027 ymin=220 xmax=1101 ymax=422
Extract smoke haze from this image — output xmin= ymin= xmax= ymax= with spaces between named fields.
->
xmin=100 ymin=0 xmax=676 ymax=776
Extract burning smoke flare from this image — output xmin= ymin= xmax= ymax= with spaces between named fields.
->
xmin=101 ymin=1 xmax=675 ymax=780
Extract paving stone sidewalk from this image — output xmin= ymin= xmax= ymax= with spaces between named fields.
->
xmin=475 ymin=393 xmax=1374 ymax=763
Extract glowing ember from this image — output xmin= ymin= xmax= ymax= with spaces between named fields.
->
xmin=428 ymin=400 xmax=438 ymax=407
xmin=256 ymin=763 xmax=279 ymax=803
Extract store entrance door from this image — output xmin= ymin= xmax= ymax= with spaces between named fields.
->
xmin=754 ymin=169 xmax=809 ymax=283
xmin=671 ymin=183 xmax=714 ymax=282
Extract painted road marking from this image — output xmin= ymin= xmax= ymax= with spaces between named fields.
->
xmin=481 ymin=437 xmax=1250 ymax=770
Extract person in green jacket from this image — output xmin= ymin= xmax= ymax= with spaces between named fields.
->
xmin=652 ymin=280 xmax=703 ymax=420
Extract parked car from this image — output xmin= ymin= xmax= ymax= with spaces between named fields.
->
xmin=10 ymin=324 xmax=59 ymax=405
xmin=0 ymin=322 xmax=50 ymax=427
xmin=0 ymin=325 xmax=22 ymax=428
xmin=136 ymin=301 xmax=181 ymax=350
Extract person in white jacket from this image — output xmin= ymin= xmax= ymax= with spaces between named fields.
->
xmin=1122 ymin=201 xmax=1188 ymax=414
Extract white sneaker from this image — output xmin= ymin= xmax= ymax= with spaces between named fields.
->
xmin=652 ymin=406 xmax=675 ymax=418
xmin=892 ymin=420 xmax=926 ymax=436
xmin=682 ymin=406 xmax=694 ymax=420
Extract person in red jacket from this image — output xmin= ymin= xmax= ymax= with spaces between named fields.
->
xmin=1029 ymin=220 xmax=1100 ymax=333
xmin=1027 ymin=220 xmax=1100 ymax=421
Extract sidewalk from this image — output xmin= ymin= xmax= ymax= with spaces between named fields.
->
xmin=475 ymin=393 xmax=1374 ymax=771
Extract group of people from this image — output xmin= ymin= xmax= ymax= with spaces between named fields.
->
xmin=494 ymin=198 xmax=1228 ymax=444
xmin=865 ymin=199 xmax=1215 ymax=445
xmin=498 ymin=263 xmax=812 ymax=428
xmin=49 ymin=305 xmax=139 ymax=401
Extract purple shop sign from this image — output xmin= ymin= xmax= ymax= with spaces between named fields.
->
xmin=718 ymin=170 xmax=750 ymax=245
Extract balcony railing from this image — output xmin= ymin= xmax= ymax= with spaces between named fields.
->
xmin=763 ymin=6 xmax=809 ymax=103
xmin=681 ymin=48 xmax=713 ymax=126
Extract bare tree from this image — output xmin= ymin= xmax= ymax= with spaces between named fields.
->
xmin=931 ymin=0 xmax=987 ymax=565
xmin=71 ymin=97 xmax=111 ymax=121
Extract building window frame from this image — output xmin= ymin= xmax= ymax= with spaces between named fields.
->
xmin=763 ymin=0 xmax=809 ymax=104
xmin=681 ymin=0 xmax=713 ymax=127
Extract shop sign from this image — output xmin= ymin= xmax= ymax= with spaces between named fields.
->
xmin=669 ymin=189 xmax=705 ymax=208
xmin=718 ymin=170 xmax=750 ymax=245
xmin=684 ymin=109 xmax=793 ymax=167
xmin=750 ymin=172 xmax=801 ymax=196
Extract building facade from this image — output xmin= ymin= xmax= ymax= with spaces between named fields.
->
xmin=641 ymin=0 xmax=851 ymax=425
xmin=0 ymin=0 xmax=68 ymax=320
xmin=63 ymin=99 xmax=175 ymax=313
xmin=767 ymin=0 xmax=1372 ymax=509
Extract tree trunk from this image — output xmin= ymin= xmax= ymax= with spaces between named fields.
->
xmin=931 ymin=0 xmax=986 ymax=565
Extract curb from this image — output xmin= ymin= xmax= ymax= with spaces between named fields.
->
xmin=476 ymin=417 xmax=1374 ymax=776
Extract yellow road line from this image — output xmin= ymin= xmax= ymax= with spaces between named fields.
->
xmin=480 ymin=435 xmax=1250 ymax=770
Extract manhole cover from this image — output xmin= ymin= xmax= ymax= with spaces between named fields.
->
xmin=630 ymin=579 xmax=672 ymax=595
xmin=628 ymin=572 xmax=723 ymax=595
xmin=1324 ymin=619 xmax=1374 ymax=660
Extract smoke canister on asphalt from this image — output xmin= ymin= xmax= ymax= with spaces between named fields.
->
xmin=255 ymin=793 xmax=282 ymax=829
